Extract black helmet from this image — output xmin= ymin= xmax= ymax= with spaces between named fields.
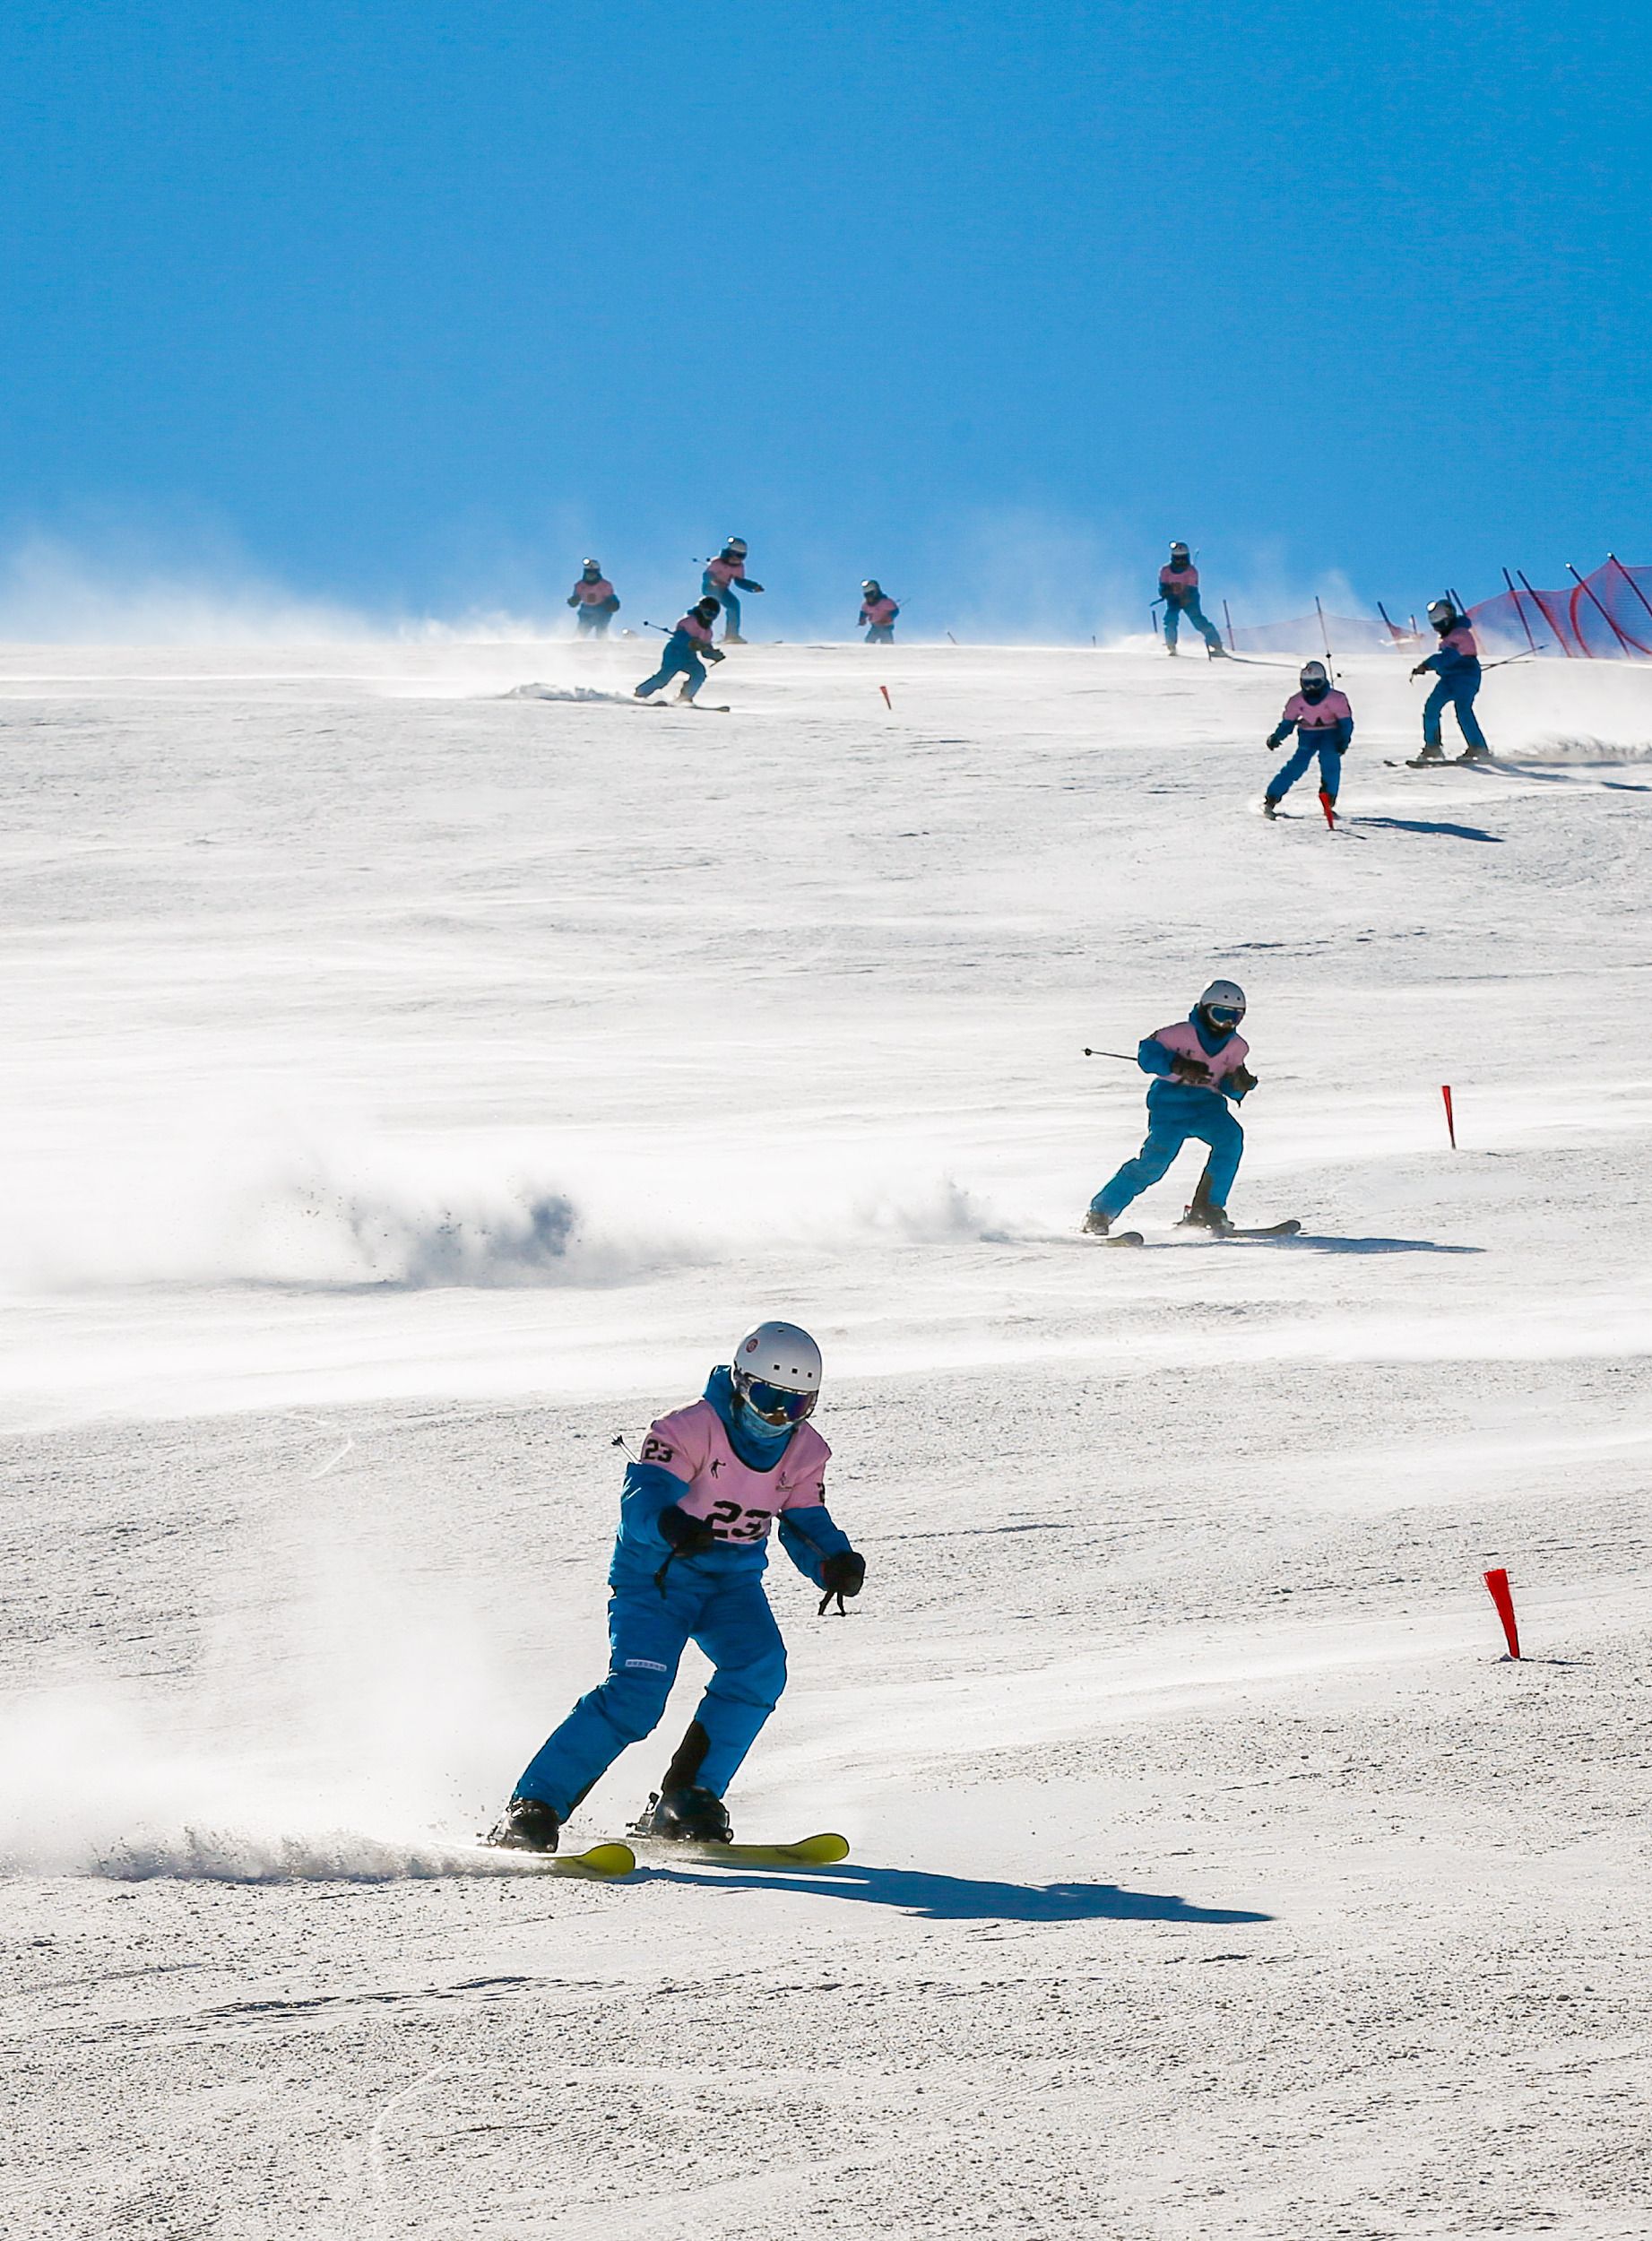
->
xmin=1427 ymin=598 xmax=1457 ymax=632
xmin=582 ymin=558 xmax=601 ymax=574
xmin=694 ymin=595 xmax=721 ymax=620
xmin=1169 ymin=541 xmax=1191 ymax=561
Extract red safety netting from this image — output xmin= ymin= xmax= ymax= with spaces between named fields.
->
xmin=1227 ymin=610 xmax=1409 ymax=656
xmin=1466 ymin=558 xmax=1652 ymax=660
xmin=1225 ymin=558 xmax=1652 ymax=661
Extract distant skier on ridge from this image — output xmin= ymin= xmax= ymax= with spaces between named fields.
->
xmin=859 ymin=580 xmax=899 ymax=644
xmin=1263 ymin=661 xmax=1354 ymax=819
xmin=489 ymin=1320 xmax=864 ymax=1853
xmin=703 ymin=538 xmax=765 ymax=644
xmin=1159 ymin=541 xmax=1228 ymax=658
xmin=567 ymin=559 xmax=620 ymax=637
xmin=1083 ymin=981 xmax=1258 ymax=1239
xmin=1409 ymin=599 xmax=1490 ymax=764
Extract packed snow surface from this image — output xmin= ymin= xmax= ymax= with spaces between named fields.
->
xmin=3 ymin=636 xmax=1650 ymax=2238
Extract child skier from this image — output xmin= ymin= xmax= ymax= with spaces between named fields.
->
xmin=703 ymin=538 xmax=765 ymax=644
xmin=490 ymin=1321 xmax=865 ymax=1852
xmin=1159 ymin=542 xmax=1227 ymax=658
xmin=1263 ymin=661 xmax=1354 ymax=818
xmin=567 ymin=559 xmax=620 ymax=636
xmin=1083 ymin=981 xmax=1257 ymax=1237
xmin=859 ymin=581 xmax=899 ymax=644
xmin=635 ymin=599 xmax=725 ymax=703
xmin=1410 ymin=599 xmax=1490 ymax=763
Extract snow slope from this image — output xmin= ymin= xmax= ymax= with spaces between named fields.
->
xmin=2 ymin=636 xmax=1650 ymax=2239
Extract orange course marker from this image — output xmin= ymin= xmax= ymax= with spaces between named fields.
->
xmin=879 ymin=685 xmax=892 ymax=709
xmin=1441 ymin=1084 xmax=1457 ymax=1148
xmin=1483 ymin=1567 xmax=1521 ymax=1659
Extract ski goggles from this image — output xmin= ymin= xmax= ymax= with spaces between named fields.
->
xmin=737 ymin=1376 xmax=817 ymax=1424
xmin=1202 ymin=1004 xmax=1244 ymax=1030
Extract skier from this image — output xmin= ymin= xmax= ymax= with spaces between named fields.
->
xmin=703 ymin=538 xmax=765 ymax=644
xmin=1263 ymin=661 xmax=1354 ymax=818
xmin=635 ymin=599 xmax=725 ymax=704
xmin=1083 ymin=981 xmax=1257 ymax=1237
xmin=1159 ymin=542 xmax=1227 ymax=658
xmin=859 ymin=581 xmax=899 ymax=644
xmin=1409 ymin=599 xmax=1490 ymax=763
xmin=490 ymin=1320 xmax=865 ymax=1852
xmin=567 ymin=559 xmax=620 ymax=637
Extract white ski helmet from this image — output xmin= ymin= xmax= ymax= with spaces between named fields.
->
xmin=1427 ymin=598 xmax=1457 ymax=628
xmin=732 ymin=1320 xmax=822 ymax=1425
xmin=1300 ymin=659 xmax=1329 ymax=688
xmin=1197 ymin=978 xmax=1247 ymax=1024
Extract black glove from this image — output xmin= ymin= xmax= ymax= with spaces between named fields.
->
xmin=746 ymin=581 xmax=765 ymax=593
xmin=1229 ymin=1064 xmax=1258 ymax=1095
xmin=817 ymin=1550 xmax=865 ymax=1616
xmin=658 ymin=1504 xmax=716 ymax=1555
xmin=566 ymin=596 xmax=579 ymax=608
xmin=1170 ymin=1056 xmax=1212 ymax=1086
xmin=707 ymin=646 xmax=726 ymax=663
xmin=1410 ymin=663 xmax=1428 ymax=679
xmin=1266 ymin=731 xmax=1284 ymax=749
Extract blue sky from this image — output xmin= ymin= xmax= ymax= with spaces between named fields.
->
xmin=1 ymin=0 xmax=1647 ymax=636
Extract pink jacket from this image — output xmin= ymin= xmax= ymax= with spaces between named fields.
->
xmin=571 ymin=576 xmax=616 ymax=606
xmin=638 ymin=1397 xmax=831 ymax=1547
xmin=1160 ymin=564 xmax=1199 ymax=601
xmin=705 ymin=556 xmax=747 ymax=590
xmin=1151 ymin=1018 xmax=1250 ymax=1088
xmin=675 ymin=610 xmax=715 ymax=645
xmin=1279 ymin=688 xmax=1353 ymax=729
xmin=860 ymin=595 xmax=898 ymax=627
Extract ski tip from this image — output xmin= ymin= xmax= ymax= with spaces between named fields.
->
xmin=782 ymin=1832 xmax=851 ymax=1864
xmin=561 ymin=1840 xmax=638 ymax=1877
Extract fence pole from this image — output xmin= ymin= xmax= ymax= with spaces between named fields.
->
xmin=1518 ymin=572 xmax=1576 ymax=657
xmin=1567 ymin=562 xmax=1637 ymax=655
xmin=1501 ymin=567 xmax=1539 ymax=654
xmin=1604 ymin=555 xmax=1652 ymax=653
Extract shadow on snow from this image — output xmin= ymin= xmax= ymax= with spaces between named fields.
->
xmin=1274 ymin=1233 xmax=1483 ymax=1256
xmin=641 ymin=1860 xmax=1273 ymax=1926
xmin=1351 ymin=815 xmax=1502 ymax=844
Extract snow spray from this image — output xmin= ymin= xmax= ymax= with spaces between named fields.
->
xmin=1483 ymin=1567 xmax=1521 ymax=1659
xmin=1441 ymin=1085 xmax=1457 ymax=1148
xmin=879 ymin=685 xmax=892 ymax=709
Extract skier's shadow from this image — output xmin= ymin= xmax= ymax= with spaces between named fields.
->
xmin=639 ymin=1862 xmax=1271 ymax=1925
xmin=1353 ymin=815 xmax=1502 ymax=844
xmin=1272 ymin=1233 xmax=1483 ymax=1256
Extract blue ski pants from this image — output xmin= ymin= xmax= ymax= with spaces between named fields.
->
xmin=1093 ymin=1098 xmax=1244 ymax=1220
xmin=514 ymin=1570 xmax=787 ymax=1817
xmin=1268 ymin=736 xmax=1344 ymax=803
xmin=637 ymin=644 xmax=707 ymax=699
xmin=864 ymin=624 xmax=895 ymax=645
xmin=1164 ymin=595 xmax=1224 ymax=653
xmin=1423 ymin=675 xmax=1486 ymax=751
xmin=575 ymin=607 xmax=612 ymax=637
xmin=704 ymin=581 xmax=741 ymax=637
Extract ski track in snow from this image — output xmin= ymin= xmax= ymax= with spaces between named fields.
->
xmin=2 ymin=639 xmax=1650 ymax=2239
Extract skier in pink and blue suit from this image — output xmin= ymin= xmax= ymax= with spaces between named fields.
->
xmin=702 ymin=537 xmax=764 ymax=643
xmin=635 ymin=599 xmax=724 ymax=702
xmin=859 ymin=582 xmax=900 ymax=644
xmin=1083 ymin=981 xmax=1258 ymax=1238
xmin=1159 ymin=541 xmax=1228 ymax=656
xmin=567 ymin=559 xmax=620 ymax=636
xmin=1410 ymin=599 xmax=1490 ymax=762
xmin=1264 ymin=661 xmax=1354 ymax=816
xmin=490 ymin=1321 xmax=864 ymax=1853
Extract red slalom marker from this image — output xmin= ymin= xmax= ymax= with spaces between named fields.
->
xmin=1483 ymin=1567 xmax=1521 ymax=1659
xmin=878 ymin=685 xmax=892 ymax=710
xmin=1441 ymin=1084 xmax=1457 ymax=1148
xmin=1318 ymin=788 xmax=1337 ymax=829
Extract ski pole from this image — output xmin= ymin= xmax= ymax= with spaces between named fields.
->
xmin=642 ymin=620 xmax=673 ymax=634
xmin=1083 ymin=1048 xmax=1138 ymax=1061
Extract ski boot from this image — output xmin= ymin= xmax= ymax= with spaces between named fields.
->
xmin=632 ymin=1787 xmax=733 ymax=1844
xmin=722 ymin=630 xmax=747 ymax=646
xmin=1406 ymin=742 xmax=1447 ymax=768
xmin=1177 ymin=1172 xmax=1235 ymax=1237
xmin=1206 ymin=642 xmax=1229 ymax=660
xmin=1165 ymin=641 xmax=1179 ymax=657
xmin=488 ymin=1795 xmax=561 ymax=1853
xmin=1261 ymin=796 xmax=1281 ymax=819
xmin=1456 ymin=743 xmax=1492 ymax=764
xmin=1081 ymin=1207 xmax=1111 ymax=1237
